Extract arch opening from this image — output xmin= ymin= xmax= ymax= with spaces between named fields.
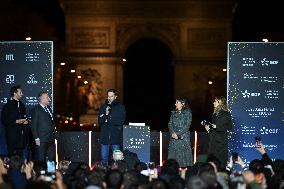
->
xmin=123 ymin=38 xmax=174 ymax=131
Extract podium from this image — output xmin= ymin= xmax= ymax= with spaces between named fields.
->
xmin=123 ymin=125 xmax=150 ymax=163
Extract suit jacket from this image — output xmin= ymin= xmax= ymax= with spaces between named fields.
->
xmin=31 ymin=104 xmax=54 ymax=142
xmin=1 ymin=99 xmax=27 ymax=148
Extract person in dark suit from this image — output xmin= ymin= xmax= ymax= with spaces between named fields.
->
xmin=98 ymin=89 xmax=126 ymax=164
xmin=204 ymin=96 xmax=233 ymax=170
xmin=31 ymin=91 xmax=55 ymax=161
xmin=1 ymin=85 xmax=29 ymax=157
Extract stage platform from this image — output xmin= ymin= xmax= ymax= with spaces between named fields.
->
xmin=56 ymin=131 xmax=208 ymax=165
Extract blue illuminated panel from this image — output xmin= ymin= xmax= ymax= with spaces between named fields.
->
xmin=228 ymin=42 xmax=284 ymax=163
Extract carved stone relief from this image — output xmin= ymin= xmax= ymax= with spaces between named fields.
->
xmin=71 ymin=27 xmax=111 ymax=49
xmin=77 ymin=68 xmax=104 ymax=114
xmin=187 ymin=28 xmax=227 ymax=49
xmin=116 ymin=23 xmax=181 ymax=56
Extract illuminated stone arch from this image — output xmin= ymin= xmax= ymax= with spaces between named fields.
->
xmin=116 ymin=23 xmax=180 ymax=58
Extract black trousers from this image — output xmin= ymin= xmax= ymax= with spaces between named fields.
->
xmin=35 ymin=140 xmax=55 ymax=161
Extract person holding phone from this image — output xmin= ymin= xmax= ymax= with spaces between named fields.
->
xmin=168 ymin=97 xmax=193 ymax=167
xmin=204 ymin=96 xmax=232 ymax=170
xmin=226 ymin=152 xmax=246 ymax=173
xmin=254 ymin=141 xmax=273 ymax=167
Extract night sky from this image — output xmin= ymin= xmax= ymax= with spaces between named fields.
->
xmin=232 ymin=0 xmax=284 ymax=41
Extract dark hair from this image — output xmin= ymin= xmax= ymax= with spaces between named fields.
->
xmin=197 ymin=163 xmax=215 ymax=176
xmin=66 ymin=162 xmax=90 ymax=189
xmin=106 ymin=170 xmax=123 ymax=189
xmin=107 ymin=89 xmax=117 ymax=95
xmin=161 ymin=159 xmax=179 ymax=176
xmin=123 ymin=149 xmax=140 ymax=170
xmin=185 ymin=162 xmax=204 ymax=180
xmin=122 ymin=170 xmax=140 ymax=189
xmin=9 ymin=155 xmax=24 ymax=170
xmin=24 ymin=181 xmax=52 ymax=189
xmin=273 ymin=159 xmax=284 ymax=173
xmin=175 ymin=97 xmax=190 ymax=110
xmin=111 ymin=160 xmax=128 ymax=173
xmin=134 ymin=162 xmax=147 ymax=172
xmin=38 ymin=91 xmax=48 ymax=99
xmin=10 ymin=85 xmax=21 ymax=97
xmin=88 ymin=168 xmax=106 ymax=188
xmin=168 ymin=176 xmax=185 ymax=189
xmin=249 ymin=159 xmax=264 ymax=174
xmin=199 ymin=171 xmax=218 ymax=188
xmin=151 ymin=178 xmax=168 ymax=189
xmin=185 ymin=176 xmax=207 ymax=189
xmin=206 ymin=154 xmax=221 ymax=172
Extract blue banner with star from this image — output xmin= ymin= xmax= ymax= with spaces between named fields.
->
xmin=228 ymin=42 xmax=284 ymax=164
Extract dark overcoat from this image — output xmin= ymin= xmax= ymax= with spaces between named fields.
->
xmin=98 ymin=100 xmax=126 ymax=145
xmin=1 ymin=99 xmax=27 ymax=149
xmin=208 ymin=110 xmax=232 ymax=169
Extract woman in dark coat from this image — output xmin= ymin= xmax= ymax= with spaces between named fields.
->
xmin=168 ymin=97 xmax=193 ymax=167
xmin=204 ymin=96 xmax=232 ymax=170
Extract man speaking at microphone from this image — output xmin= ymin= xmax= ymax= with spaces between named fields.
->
xmin=98 ymin=89 xmax=126 ymax=165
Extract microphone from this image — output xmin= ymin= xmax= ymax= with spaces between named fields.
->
xmin=105 ymin=99 xmax=111 ymax=112
xmin=201 ymin=120 xmax=214 ymax=129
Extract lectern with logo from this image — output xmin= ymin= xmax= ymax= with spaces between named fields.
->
xmin=123 ymin=125 xmax=150 ymax=163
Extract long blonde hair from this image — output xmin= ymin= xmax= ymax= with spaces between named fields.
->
xmin=213 ymin=96 xmax=229 ymax=114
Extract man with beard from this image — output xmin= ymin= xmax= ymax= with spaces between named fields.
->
xmin=98 ymin=89 xmax=126 ymax=165
xmin=1 ymin=85 xmax=29 ymax=157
